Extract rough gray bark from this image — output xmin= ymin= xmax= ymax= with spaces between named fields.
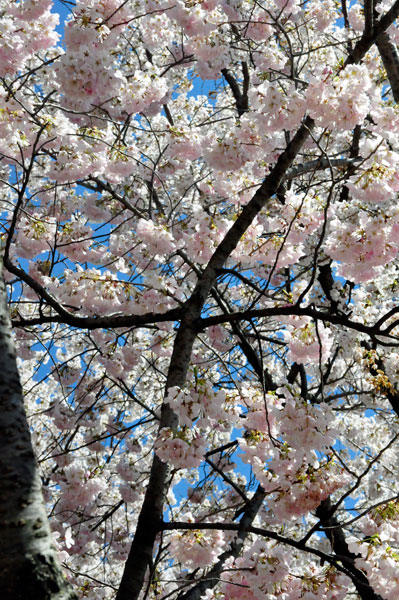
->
xmin=0 ymin=261 xmax=77 ymax=600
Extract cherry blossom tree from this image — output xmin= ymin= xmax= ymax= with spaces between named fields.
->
xmin=4 ymin=0 xmax=399 ymax=598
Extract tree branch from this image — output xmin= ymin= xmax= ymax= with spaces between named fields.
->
xmin=315 ymin=498 xmax=383 ymax=600
xmin=176 ymin=486 xmax=266 ymax=600
xmin=7 ymin=259 xmax=182 ymax=331
xmin=197 ymin=305 xmax=399 ymax=343
xmin=346 ymin=0 xmax=399 ymax=66
xmin=221 ymin=67 xmax=249 ymax=117
xmin=364 ymin=0 xmax=375 ymax=38
xmin=376 ymin=31 xmax=399 ymax=102
xmin=285 ymin=157 xmax=361 ymax=181
xmin=161 ymin=519 xmax=374 ymax=592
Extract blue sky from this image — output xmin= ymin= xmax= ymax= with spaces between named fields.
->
xmin=53 ymin=0 xmax=71 ymax=34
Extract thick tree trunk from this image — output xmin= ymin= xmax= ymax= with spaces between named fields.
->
xmin=0 ymin=262 xmax=77 ymax=600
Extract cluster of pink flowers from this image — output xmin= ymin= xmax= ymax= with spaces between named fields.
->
xmin=169 ymin=519 xmax=225 ymax=568
xmin=306 ymin=64 xmax=373 ymax=131
xmin=222 ymin=540 xmax=348 ymax=600
xmin=54 ymin=464 xmax=108 ymax=511
xmin=284 ymin=317 xmax=333 ymax=365
xmin=14 ymin=214 xmax=57 ymax=259
xmin=325 ymin=209 xmax=399 ymax=282
xmin=238 ymin=389 xmax=346 ymax=519
xmin=346 ymin=503 xmax=399 ymax=600
xmin=165 ymin=382 xmax=240 ymax=429
xmin=155 ymin=427 xmax=208 ymax=469
xmin=233 ymin=191 xmax=325 ymax=270
xmin=0 ymin=0 xmax=59 ymax=77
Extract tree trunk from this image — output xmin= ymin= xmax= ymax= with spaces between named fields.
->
xmin=0 ymin=261 xmax=77 ymax=600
